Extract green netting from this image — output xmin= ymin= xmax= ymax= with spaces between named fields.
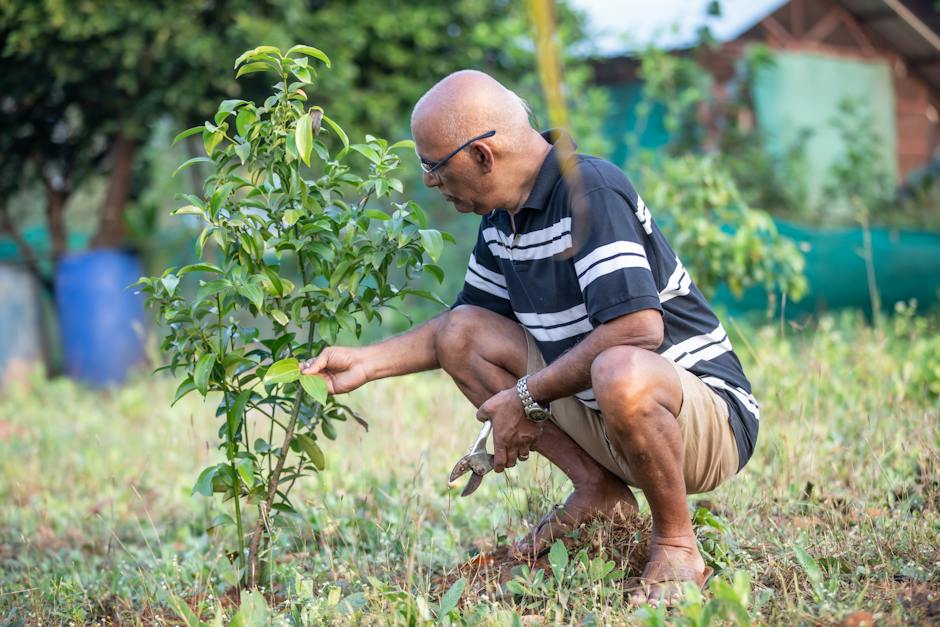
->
xmin=601 ymin=82 xmax=672 ymax=167
xmin=713 ymin=220 xmax=940 ymax=319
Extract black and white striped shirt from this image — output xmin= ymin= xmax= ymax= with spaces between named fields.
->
xmin=452 ymin=133 xmax=759 ymax=470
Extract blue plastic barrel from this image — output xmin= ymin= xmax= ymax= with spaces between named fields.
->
xmin=55 ymin=249 xmax=147 ymax=387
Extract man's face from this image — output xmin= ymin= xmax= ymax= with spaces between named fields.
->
xmin=414 ymin=132 xmax=494 ymax=216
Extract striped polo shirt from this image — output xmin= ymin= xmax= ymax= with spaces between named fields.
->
xmin=451 ymin=133 xmax=759 ymax=470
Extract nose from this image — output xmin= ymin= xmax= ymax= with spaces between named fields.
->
xmin=422 ymin=170 xmax=441 ymax=188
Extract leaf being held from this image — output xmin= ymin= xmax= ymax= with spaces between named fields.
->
xmin=264 ymin=357 xmax=300 ymax=385
xmin=300 ymin=374 xmax=328 ymax=404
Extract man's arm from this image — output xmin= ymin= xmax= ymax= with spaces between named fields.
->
xmin=524 ymin=308 xmax=663 ymax=404
xmin=300 ymin=311 xmax=447 ymax=394
xmin=362 ymin=312 xmax=446 ymax=379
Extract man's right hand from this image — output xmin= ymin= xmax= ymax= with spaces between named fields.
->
xmin=300 ymin=346 xmax=370 ymax=395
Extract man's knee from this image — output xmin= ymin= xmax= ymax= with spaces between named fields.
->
xmin=592 ymin=346 xmax=680 ymax=437
xmin=435 ymin=305 xmax=489 ymax=361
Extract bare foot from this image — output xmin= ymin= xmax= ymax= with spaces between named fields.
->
xmin=512 ymin=477 xmax=638 ymax=560
xmin=628 ymin=534 xmax=710 ymax=607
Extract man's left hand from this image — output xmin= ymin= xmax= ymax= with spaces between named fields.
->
xmin=477 ymin=388 xmax=543 ymax=472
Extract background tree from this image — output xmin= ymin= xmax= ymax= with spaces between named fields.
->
xmin=0 ymin=0 xmax=606 ymax=291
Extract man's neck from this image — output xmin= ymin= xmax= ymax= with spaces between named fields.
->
xmin=505 ymin=138 xmax=552 ymax=216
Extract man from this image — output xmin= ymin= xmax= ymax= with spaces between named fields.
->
xmin=300 ymin=70 xmax=759 ymax=605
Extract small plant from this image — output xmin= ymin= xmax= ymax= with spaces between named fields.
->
xmin=135 ymin=44 xmax=447 ymax=589
xmin=633 ymin=570 xmax=754 ymax=627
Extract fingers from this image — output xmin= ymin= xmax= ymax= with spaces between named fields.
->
xmin=475 ymin=406 xmax=489 ymax=423
xmin=493 ymin=443 xmax=507 ymax=473
xmin=300 ymin=350 xmax=329 ymax=375
xmin=518 ymin=444 xmax=531 ymax=462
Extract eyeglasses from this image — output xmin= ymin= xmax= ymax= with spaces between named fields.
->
xmin=418 ymin=130 xmax=496 ymax=175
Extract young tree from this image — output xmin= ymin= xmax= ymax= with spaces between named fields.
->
xmin=135 ymin=44 xmax=448 ymax=589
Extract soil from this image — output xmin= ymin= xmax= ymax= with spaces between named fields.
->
xmin=432 ymin=510 xmax=652 ymax=602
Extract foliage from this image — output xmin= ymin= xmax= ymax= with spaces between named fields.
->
xmin=0 ymin=0 xmax=608 ymax=286
xmin=134 ymin=44 xmax=448 ymax=588
xmin=638 ymin=153 xmax=807 ymax=300
xmin=824 ymin=99 xmax=893 ymax=217
xmin=626 ymin=40 xmax=807 ymax=303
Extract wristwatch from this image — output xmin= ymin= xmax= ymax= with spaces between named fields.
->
xmin=516 ymin=375 xmax=550 ymax=422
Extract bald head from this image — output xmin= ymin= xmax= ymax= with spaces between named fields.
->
xmin=410 ymin=70 xmax=551 ymax=216
xmin=411 ymin=70 xmax=535 ymax=151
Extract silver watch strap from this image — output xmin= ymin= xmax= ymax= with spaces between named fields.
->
xmin=516 ymin=375 xmax=546 ymax=413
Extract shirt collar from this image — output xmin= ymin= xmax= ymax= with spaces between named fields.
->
xmin=520 ymin=129 xmax=578 ymax=211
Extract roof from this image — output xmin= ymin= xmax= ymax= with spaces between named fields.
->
xmin=842 ymin=0 xmax=940 ymax=89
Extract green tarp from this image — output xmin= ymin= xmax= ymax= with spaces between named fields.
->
xmin=714 ymin=220 xmax=940 ymax=319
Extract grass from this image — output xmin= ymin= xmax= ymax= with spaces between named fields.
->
xmin=0 ymin=308 xmax=938 ymax=624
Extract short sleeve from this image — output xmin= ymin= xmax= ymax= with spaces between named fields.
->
xmin=451 ymin=219 xmax=517 ymax=321
xmin=571 ymin=186 xmax=662 ymax=325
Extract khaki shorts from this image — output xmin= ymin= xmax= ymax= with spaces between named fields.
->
xmin=525 ymin=330 xmax=739 ymax=494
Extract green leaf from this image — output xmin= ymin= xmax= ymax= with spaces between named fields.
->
xmin=234 ymin=457 xmax=254 ymax=487
xmin=192 ymin=465 xmax=219 ymax=497
xmin=235 ymin=61 xmax=270 ymax=78
xmin=390 ymin=139 xmax=416 ymax=151
xmin=300 ymin=374 xmax=328 ymax=404
xmin=227 ymin=389 xmax=251 ymax=434
xmin=296 ymin=111 xmax=314 ymax=167
xmin=419 ymin=229 xmax=444 ymax=262
xmin=161 ymin=273 xmax=180 ymax=296
xmin=350 ymin=144 xmax=380 ymax=164
xmin=438 ymin=577 xmax=466 ymax=617
xmin=172 ymin=125 xmax=205 ymax=146
xmin=178 ymin=262 xmax=222 ymax=275
xmin=296 ymin=433 xmax=325 ymax=470
xmin=167 ymin=593 xmax=202 ymax=627
xmin=234 ymin=45 xmax=282 ymax=68
xmin=365 ymin=209 xmax=390 ymax=221
xmin=203 ymin=130 xmax=225 ymax=156
xmin=271 ymin=309 xmax=290 ymax=326
xmin=214 ymin=99 xmax=246 ymax=126
xmin=793 ymin=544 xmax=823 ymax=585
xmin=283 ymin=209 xmax=304 ymax=226
xmin=194 ymin=354 xmax=215 ymax=396
xmin=171 ymin=204 xmax=204 ymax=217
xmin=549 ymin=540 xmax=569 ymax=584
xmin=235 ymin=108 xmax=258 ymax=136
xmin=423 ymin=264 xmax=445 ymax=284
xmin=287 ymin=44 xmax=331 ymax=67
xmin=237 ymin=284 xmax=264 ymax=309
xmin=228 ymin=590 xmax=270 ymax=627
xmin=265 ymin=357 xmax=300 ymax=385
xmin=234 ymin=142 xmax=250 ymax=164
xmin=292 ymin=65 xmax=313 ymax=84
xmin=172 ymin=377 xmax=196 ymax=406
xmin=172 ymin=157 xmax=212 ymax=178
xmin=195 ymin=279 xmax=230 ymax=304
xmin=321 ymin=114 xmax=348 ymax=149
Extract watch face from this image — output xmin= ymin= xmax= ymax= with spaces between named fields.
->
xmin=527 ymin=407 xmax=548 ymax=422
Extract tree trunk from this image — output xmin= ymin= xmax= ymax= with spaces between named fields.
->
xmin=91 ymin=131 xmax=138 ymax=249
xmin=45 ymin=184 xmax=68 ymax=268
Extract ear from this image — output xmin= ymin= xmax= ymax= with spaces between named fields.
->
xmin=468 ymin=141 xmax=495 ymax=174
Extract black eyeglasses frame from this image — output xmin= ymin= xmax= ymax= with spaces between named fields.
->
xmin=418 ymin=129 xmax=497 ymax=175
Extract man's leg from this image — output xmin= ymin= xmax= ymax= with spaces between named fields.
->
xmin=436 ymin=305 xmax=638 ymax=550
xmin=590 ymin=345 xmax=708 ymax=604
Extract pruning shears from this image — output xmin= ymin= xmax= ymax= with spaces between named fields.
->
xmin=448 ymin=420 xmax=495 ymax=497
